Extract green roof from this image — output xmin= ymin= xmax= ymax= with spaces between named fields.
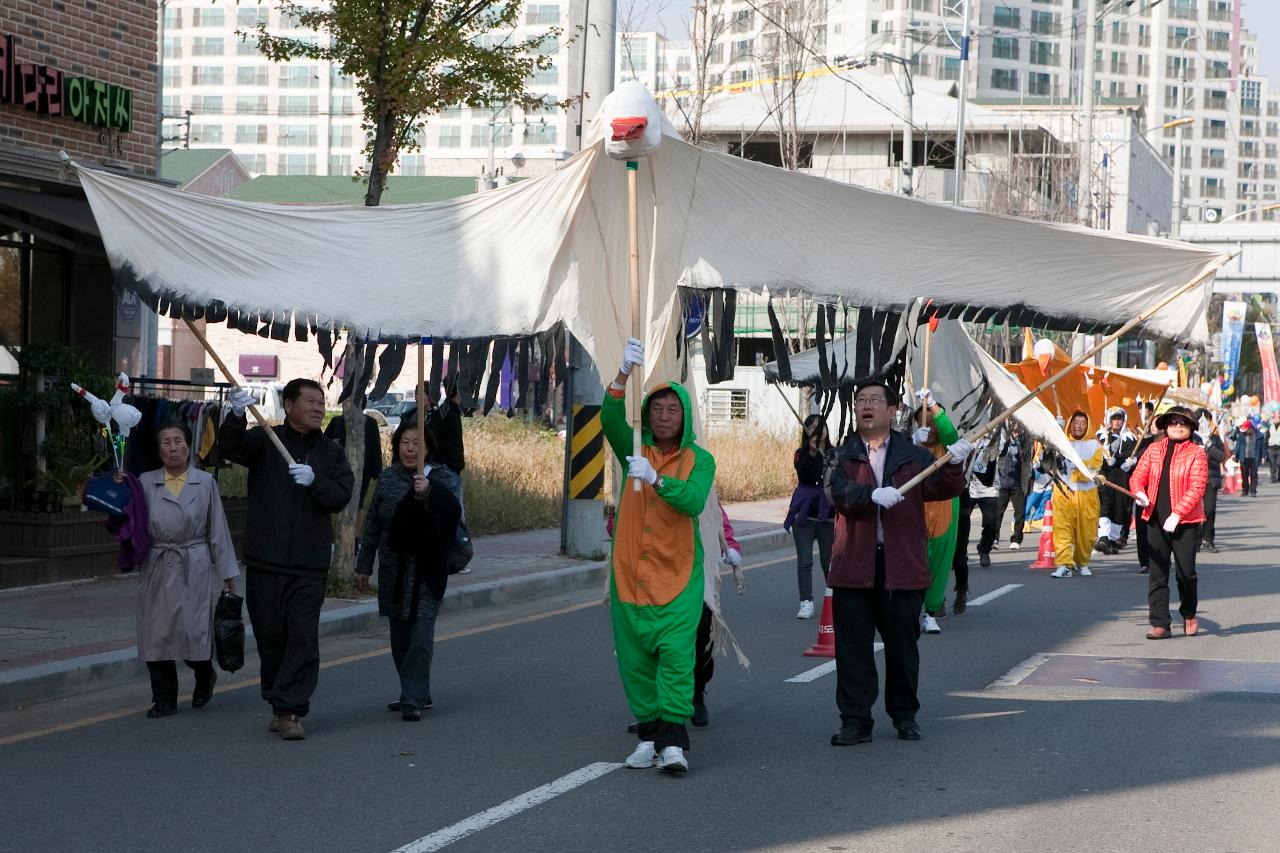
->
xmin=160 ymin=149 xmax=234 ymax=185
xmin=225 ymin=175 xmax=480 ymax=204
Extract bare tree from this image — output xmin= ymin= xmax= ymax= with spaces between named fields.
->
xmin=747 ymin=0 xmax=826 ymax=170
xmin=665 ymin=1 xmax=730 ymax=145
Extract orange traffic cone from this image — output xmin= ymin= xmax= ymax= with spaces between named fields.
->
xmin=1029 ymin=497 xmax=1056 ymax=569
xmin=804 ymin=588 xmax=836 ymax=657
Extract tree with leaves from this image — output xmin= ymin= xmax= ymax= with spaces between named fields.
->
xmin=249 ymin=0 xmax=568 ymax=585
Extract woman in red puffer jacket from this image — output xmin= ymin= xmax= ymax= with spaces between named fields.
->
xmin=1129 ymin=406 xmax=1208 ymax=641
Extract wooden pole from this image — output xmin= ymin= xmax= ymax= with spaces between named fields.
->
xmin=919 ymin=324 xmax=932 ymax=427
xmin=627 ymin=160 xmax=642 ymax=492
xmin=897 ymin=263 xmax=1224 ymax=496
xmin=417 ymin=338 xmax=427 ymax=476
xmin=184 ymin=317 xmax=293 ymax=466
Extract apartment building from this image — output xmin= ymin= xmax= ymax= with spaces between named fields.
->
xmin=160 ymin=0 xmax=586 ymax=179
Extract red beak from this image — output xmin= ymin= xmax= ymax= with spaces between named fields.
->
xmin=610 ymin=116 xmax=648 ymax=141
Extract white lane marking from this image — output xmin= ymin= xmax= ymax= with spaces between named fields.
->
xmin=786 ymin=643 xmax=883 ymax=683
xmin=390 ymin=762 xmax=623 ymax=853
xmin=967 ymin=584 xmax=1023 ymax=607
xmin=988 ymin=653 xmax=1053 ymax=688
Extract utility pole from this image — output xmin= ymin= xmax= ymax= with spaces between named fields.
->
xmin=561 ymin=0 xmax=615 ymax=559
xmin=1077 ymin=0 xmax=1099 ymax=226
xmin=1172 ymin=35 xmax=1196 ymax=238
xmin=952 ymin=0 xmax=971 ymax=206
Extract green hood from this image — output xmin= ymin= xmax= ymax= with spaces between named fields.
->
xmin=641 ymin=381 xmax=697 ymax=449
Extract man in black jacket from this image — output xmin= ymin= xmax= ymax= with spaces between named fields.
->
xmin=222 ymin=378 xmax=354 ymax=740
xmin=1198 ymin=408 xmax=1226 ymax=552
xmin=1095 ymin=409 xmax=1138 ymax=555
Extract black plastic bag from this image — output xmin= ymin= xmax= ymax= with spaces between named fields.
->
xmin=214 ymin=591 xmax=245 ymax=673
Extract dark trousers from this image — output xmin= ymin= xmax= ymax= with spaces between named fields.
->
xmin=246 ymin=568 xmax=326 ymax=717
xmin=1241 ymin=460 xmax=1259 ymax=495
xmin=1098 ymin=481 xmax=1132 ymax=541
xmin=388 ymin=595 xmax=439 ymax=711
xmin=637 ymin=719 xmax=690 ymax=752
xmin=1146 ymin=521 xmax=1200 ymax=630
xmin=146 ymin=659 xmax=214 ymax=704
xmin=832 ymin=557 xmax=925 ymax=732
xmin=693 ymin=604 xmax=713 ymax=703
xmin=996 ymin=486 xmax=1026 ymax=544
xmin=793 ymin=518 xmax=834 ymax=601
xmin=955 ymin=494 xmax=998 ymax=582
xmin=1134 ymin=509 xmax=1150 ymax=571
xmin=1201 ymin=484 xmax=1219 ymax=545
xmin=1270 ymin=453 xmax=1280 ymax=482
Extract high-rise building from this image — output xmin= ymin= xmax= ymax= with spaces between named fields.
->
xmin=160 ymin=0 xmax=588 ymax=179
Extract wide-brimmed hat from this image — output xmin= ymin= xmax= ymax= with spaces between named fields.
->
xmin=1156 ymin=405 xmax=1197 ymax=430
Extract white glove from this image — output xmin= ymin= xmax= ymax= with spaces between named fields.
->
xmin=229 ymin=389 xmax=255 ymax=417
xmin=1133 ymin=491 xmax=1150 ymax=508
xmin=912 ymin=427 xmax=931 ymax=446
xmin=625 ymin=455 xmax=657 ymax=486
xmin=914 ymin=388 xmax=933 ymax=409
xmin=1121 ymin=457 xmax=1136 ymax=472
xmin=946 ymin=439 xmax=975 ymax=464
xmin=725 ymin=547 xmax=742 ymax=568
xmin=1162 ymin=513 xmax=1180 ymax=533
xmin=620 ymin=337 xmax=645 ymax=376
xmin=871 ymin=486 xmax=904 ymax=509
xmin=288 ymin=463 xmax=315 ymax=487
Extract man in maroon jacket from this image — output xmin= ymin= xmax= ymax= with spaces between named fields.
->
xmin=824 ymin=380 xmax=972 ymax=746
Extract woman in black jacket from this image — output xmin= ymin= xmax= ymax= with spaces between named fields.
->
xmin=783 ymin=415 xmax=834 ymax=619
xmin=355 ymin=421 xmax=462 ymax=721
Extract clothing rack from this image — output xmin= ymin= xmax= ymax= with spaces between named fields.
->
xmin=123 ymin=378 xmax=233 ymax=477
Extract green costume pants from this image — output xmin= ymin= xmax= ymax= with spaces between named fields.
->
xmin=924 ymin=499 xmax=959 ymax=613
xmin=609 ymin=564 xmax=704 ymax=725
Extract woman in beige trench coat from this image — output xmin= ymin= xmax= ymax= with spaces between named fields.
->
xmin=133 ymin=420 xmax=240 ymax=718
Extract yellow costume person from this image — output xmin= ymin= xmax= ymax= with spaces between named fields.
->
xmin=1051 ymin=411 xmax=1106 ymax=578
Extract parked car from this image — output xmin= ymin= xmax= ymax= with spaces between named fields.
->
xmin=382 ymin=399 xmax=418 ymax=430
xmin=238 ymin=382 xmax=286 ymax=423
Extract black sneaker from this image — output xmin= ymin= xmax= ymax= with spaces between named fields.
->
xmin=830 ymin=728 xmax=873 ymax=746
xmin=691 ymin=701 xmax=710 ymax=728
xmin=146 ymin=701 xmax=178 ymax=718
xmin=979 ymin=553 xmax=991 ymax=568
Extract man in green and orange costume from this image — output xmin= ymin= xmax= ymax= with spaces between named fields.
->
xmin=603 ymin=337 xmax=715 ymax=775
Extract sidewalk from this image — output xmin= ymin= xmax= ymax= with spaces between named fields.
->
xmin=0 ymin=498 xmax=789 ymax=709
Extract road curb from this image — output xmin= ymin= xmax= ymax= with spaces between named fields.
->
xmin=0 ymin=526 xmax=789 ymax=710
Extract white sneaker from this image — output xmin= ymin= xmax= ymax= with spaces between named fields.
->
xmin=625 ymin=741 xmax=656 ymax=769
xmin=657 ymin=746 xmax=688 ymax=774
xmin=1078 ymin=565 xmax=1093 ymax=576
xmin=1051 ymin=566 xmax=1072 ymax=578
xmin=797 ymin=600 xmax=815 ymax=619
xmin=1008 ymin=541 xmax=1021 ymax=550
xmin=921 ymin=613 xmax=941 ymax=634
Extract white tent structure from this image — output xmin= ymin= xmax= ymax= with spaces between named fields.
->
xmin=74 ymin=82 xmax=1228 ymax=391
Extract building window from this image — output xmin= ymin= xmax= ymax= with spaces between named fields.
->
xmin=192 ymin=8 xmax=225 ymax=27
xmin=331 ymin=69 xmax=355 ymax=89
xmin=237 ymin=36 xmax=261 ymax=56
xmin=162 ymin=66 xmax=182 ymax=88
xmin=525 ymin=4 xmax=560 ymax=25
xmin=991 ymin=37 xmax=1018 ymax=60
xmin=164 ymin=7 xmax=182 ymax=29
xmin=279 ymin=125 xmax=318 ymax=147
xmin=399 ymin=155 xmax=428 ymax=176
xmin=279 ymin=66 xmax=319 ymax=88
xmin=1028 ymin=72 xmax=1053 ymax=96
xmin=939 ymin=57 xmax=960 ymax=81
xmin=526 ymin=122 xmax=558 ymax=144
xmin=991 ymin=68 xmax=1019 ymax=91
xmin=438 ymin=125 xmax=461 ymax=147
xmin=163 ymin=37 xmax=182 ymax=59
xmin=191 ymin=123 xmax=223 ymax=143
xmin=191 ymin=66 xmax=224 ymax=86
xmin=1030 ymin=10 xmax=1055 ymax=35
xmin=280 ymin=95 xmax=318 ymax=116
xmin=277 ymin=154 xmax=317 ymax=175
xmin=330 ymin=125 xmax=353 ymax=147
xmin=190 ymin=95 xmax=223 ymax=114
xmin=330 ymin=95 xmax=355 ymax=115
xmin=237 ymin=7 xmax=269 ymax=27
xmin=1030 ymin=41 xmax=1058 ymax=66
xmin=238 ymin=154 xmax=266 ymax=174
xmin=992 ymin=8 xmax=1021 ymax=29
xmin=471 ymin=124 xmax=513 ymax=147
xmin=706 ymin=389 xmax=749 ymax=423
xmin=532 ymin=66 xmax=560 ymax=85
xmin=235 ymin=66 xmax=266 ymax=86
xmin=235 ymin=95 xmax=267 ymax=115
xmin=192 ymin=37 xmax=225 ymax=56
xmin=236 ymin=124 xmax=268 ymax=144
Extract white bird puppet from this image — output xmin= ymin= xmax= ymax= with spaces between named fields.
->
xmin=70 ymin=382 xmax=113 ymax=427
xmin=107 ymin=373 xmax=142 ymax=439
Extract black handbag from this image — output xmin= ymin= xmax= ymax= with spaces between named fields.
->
xmin=213 ymin=590 xmax=245 ymax=673
xmin=447 ymin=521 xmax=474 ymax=575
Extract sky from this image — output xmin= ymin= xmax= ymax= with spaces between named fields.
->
xmin=1244 ymin=0 xmax=1280 ymax=83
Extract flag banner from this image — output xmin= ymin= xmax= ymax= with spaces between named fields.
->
xmin=1255 ymin=322 xmax=1280 ymax=411
xmin=1221 ymin=300 xmax=1247 ymax=396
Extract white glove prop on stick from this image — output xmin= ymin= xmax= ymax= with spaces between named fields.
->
xmin=1162 ymin=513 xmax=1181 ymax=533
xmin=625 ymin=455 xmax=657 ymax=486
xmin=946 ymin=439 xmax=975 ymax=465
xmin=70 ymin=383 xmax=113 ymax=427
xmin=914 ymin=388 xmax=933 ymax=409
xmin=288 ymin=463 xmax=315 ymax=487
xmin=619 ymin=337 xmax=644 ymax=376
xmin=1121 ymin=457 xmax=1136 ymax=472
xmin=1133 ymin=491 xmax=1150 ymax=508
xmin=229 ymin=389 xmax=255 ymax=417
xmin=912 ymin=427 xmax=931 ymax=446
xmin=725 ymin=547 xmax=742 ymax=568
xmin=871 ymin=486 xmax=904 ymax=509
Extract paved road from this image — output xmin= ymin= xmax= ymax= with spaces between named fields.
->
xmin=2 ymin=490 xmax=1278 ymax=852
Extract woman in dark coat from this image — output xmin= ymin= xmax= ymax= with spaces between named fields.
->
xmin=355 ymin=420 xmax=461 ymax=721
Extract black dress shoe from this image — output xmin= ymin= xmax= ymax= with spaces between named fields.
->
xmin=389 ymin=699 xmax=434 ymax=712
xmin=192 ymin=670 xmax=217 ymax=709
xmin=979 ymin=553 xmax=991 ymax=568
xmin=896 ymin=721 xmax=923 ymax=741
xmin=146 ymin=701 xmax=178 ymax=718
xmin=691 ymin=701 xmax=710 ymax=728
xmin=401 ymin=707 xmax=422 ymax=721
xmin=830 ymin=728 xmax=873 ymax=746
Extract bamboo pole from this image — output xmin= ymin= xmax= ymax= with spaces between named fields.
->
xmin=184 ymin=317 xmax=293 ymax=466
xmin=920 ymin=323 xmax=932 ymax=428
xmin=898 ymin=263 xmax=1225 ymax=496
xmin=627 ymin=160 xmax=642 ymax=492
xmin=417 ymin=338 xmax=427 ymax=476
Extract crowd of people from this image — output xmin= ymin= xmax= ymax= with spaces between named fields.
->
xmin=104 ymin=348 xmax=1266 ymax=772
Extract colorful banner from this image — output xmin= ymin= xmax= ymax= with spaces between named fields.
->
xmin=1220 ymin=300 xmax=1247 ymax=397
xmin=1256 ymin=322 xmax=1280 ymax=411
